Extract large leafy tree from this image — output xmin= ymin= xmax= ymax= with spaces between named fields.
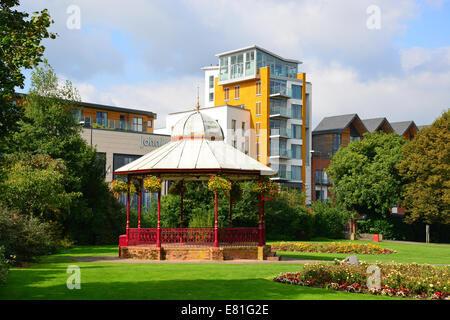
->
xmin=327 ymin=132 xmax=406 ymax=218
xmin=11 ymin=64 xmax=123 ymax=244
xmin=397 ymin=110 xmax=450 ymax=225
xmin=0 ymin=0 xmax=55 ymax=152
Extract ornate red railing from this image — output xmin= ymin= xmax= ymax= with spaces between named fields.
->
xmin=125 ymin=227 xmax=260 ymax=246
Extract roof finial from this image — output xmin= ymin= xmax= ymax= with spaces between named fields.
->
xmin=196 ymin=86 xmax=200 ymax=112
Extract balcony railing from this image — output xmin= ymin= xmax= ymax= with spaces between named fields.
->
xmin=84 ymin=119 xmax=148 ymax=133
xmin=270 ymin=86 xmax=292 ymax=98
xmin=270 ymin=105 xmax=291 ymax=118
xmin=270 ymin=128 xmax=291 ymax=138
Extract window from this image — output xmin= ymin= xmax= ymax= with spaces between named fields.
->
xmin=291 ymin=144 xmax=301 ymax=159
xmin=224 ymin=87 xmax=230 ymax=101
xmin=147 ymin=119 xmax=153 ymax=128
xmin=230 ymin=54 xmax=244 ymax=79
xmin=232 ymin=140 xmax=237 ymax=148
xmin=333 ymin=134 xmax=341 ymax=154
xmin=232 ymin=119 xmax=236 ymax=133
xmin=96 ymin=112 xmax=108 ymax=127
xmin=255 ymin=101 xmax=262 ymax=116
xmin=291 ymin=104 xmax=301 ymax=119
xmin=71 ymin=109 xmax=82 ymax=122
xmin=292 ymin=165 xmax=301 ymax=180
xmin=234 ymin=85 xmax=240 ymax=99
xmin=220 ymin=57 xmax=229 ymax=81
xmin=241 ymin=142 xmax=245 ymax=152
xmin=132 ymin=117 xmax=143 ymax=132
xmin=256 ymin=122 xmax=261 ymax=136
xmin=245 ymin=51 xmax=255 ymax=76
xmin=113 ymin=153 xmax=142 ymax=180
xmin=209 ymin=75 xmax=214 ymax=88
xmin=292 ymin=124 xmax=301 ymax=139
xmin=241 ymin=122 xmax=245 ymax=136
xmin=84 ymin=117 xmax=91 ymax=128
xmin=255 ymin=81 xmax=262 ymax=95
xmin=292 ymin=84 xmax=302 ymax=99
xmin=120 ymin=115 xmax=126 ymax=130
xmin=209 ymin=92 xmax=214 ymax=102
xmin=256 ymin=141 xmax=261 ymax=158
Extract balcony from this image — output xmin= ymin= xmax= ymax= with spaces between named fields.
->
xmin=269 ymin=127 xmax=291 ymax=139
xmin=270 ymin=86 xmax=292 ymax=99
xmin=85 ymin=119 xmax=149 ymax=133
xmin=270 ymin=105 xmax=291 ymax=119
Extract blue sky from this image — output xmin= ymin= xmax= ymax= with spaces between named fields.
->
xmin=19 ymin=0 xmax=450 ymax=128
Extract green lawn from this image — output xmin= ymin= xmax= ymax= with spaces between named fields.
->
xmin=271 ymin=240 xmax=450 ymax=264
xmin=0 ymin=240 xmax=448 ymax=300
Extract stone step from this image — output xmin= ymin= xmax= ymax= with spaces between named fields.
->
xmin=266 ymin=256 xmax=280 ymax=261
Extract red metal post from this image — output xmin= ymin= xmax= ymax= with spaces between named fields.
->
xmin=126 ymin=178 xmax=130 ymax=237
xmin=156 ymin=190 xmax=161 ymax=248
xmin=229 ymin=194 xmax=233 ymax=228
xmin=258 ymin=193 xmax=262 ymax=247
xmin=214 ymin=191 xmax=219 ymax=248
xmin=262 ymin=197 xmax=266 ymax=245
xmin=138 ymin=179 xmax=142 ymax=229
xmin=180 ymin=181 xmax=184 ymax=228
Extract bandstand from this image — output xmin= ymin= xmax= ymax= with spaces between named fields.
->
xmin=115 ymin=107 xmax=279 ymax=261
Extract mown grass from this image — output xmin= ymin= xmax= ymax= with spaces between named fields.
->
xmin=0 ymin=240 xmax=448 ymax=300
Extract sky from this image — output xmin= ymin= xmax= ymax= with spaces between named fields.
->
xmin=18 ymin=0 xmax=450 ymax=129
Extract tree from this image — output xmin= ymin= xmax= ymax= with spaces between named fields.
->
xmin=0 ymin=153 xmax=80 ymax=218
xmin=397 ymin=110 xmax=450 ymax=225
xmin=0 ymin=0 xmax=55 ymax=152
xmin=327 ymin=132 xmax=406 ymax=218
xmin=10 ymin=63 xmax=123 ymax=244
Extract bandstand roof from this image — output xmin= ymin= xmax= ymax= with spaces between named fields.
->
xmin=114 ymin=110 xmax=275 ymax=180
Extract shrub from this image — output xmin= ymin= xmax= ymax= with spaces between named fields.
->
xmin=0 ymin=246 xmax=9 ymax=286
xmin=0 ymin=207 xmax=55 ymax=265
xmin=310 ymin=201 xmax=350 ymax=239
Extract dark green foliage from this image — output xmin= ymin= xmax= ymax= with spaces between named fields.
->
xmin=0 ymin=246 xmax=8 ymax=286
xmin=0 ymin=0 xmax=56 ymax=152
xmin=310 ymin=201 xmax=350 ymax=239
xmin=327 ymin=132 xmax=406 ymax=219
xmin=0 ymin=206 xmax=55 ymax=265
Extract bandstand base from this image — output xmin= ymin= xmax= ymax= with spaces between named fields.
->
xmin=119 ymin=245 xmax=273 ymax=261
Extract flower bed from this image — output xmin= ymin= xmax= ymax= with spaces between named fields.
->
xmin=271 ymin=242 xmax=395 ymax=254
xmin=273 ymin=262 xmax=450 ymax=300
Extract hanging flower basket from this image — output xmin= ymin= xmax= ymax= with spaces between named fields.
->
xmin=144 ymin=175 xmax=162 ymax=192
xmin=208 ymin=175 xmax=231 ymax=194
xmin=253 ymin=178 xmax=279 ymax=201
xmin=109 ymin=178 xmax=138 ymax=199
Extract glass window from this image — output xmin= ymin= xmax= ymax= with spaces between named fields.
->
xmin=292 ymin=124 xmax=301 ymax=139
xmin=113 ymin=153 xmax=142 ymax=179
xmin=84 ymin=116 xmax=91 ymax=128
xmin=255 ymin=102 xmax=262 ymax=116
xmin=291 ymin=144 xmax=301 ymax=159
xmin=120 ymin=115 xmax=126 ymax=130
xmin=255 ymin=81 xmax=261 ymax=95
xmin=245 ymin=51 xmax=255 ymax=76
xmin=292 ymin=85 xmax=302 ymax=99
xmin=292 ymin=165 xmax=301 ymax=180
xmin=241 ymin=122 xmax=245 ymax=136
xmin=96 ymin=112 xmax=108 ymax=127
xmin=292 ymin=104 xmax=301 ymax=119
xmin=333 ymin=134 xmax=341 ymax=154
xmin=132 ymin=117 xmax=143 ymax=132
xmin=219 ymin=57 xmax=229 ymax=81
xmin=224 ymin=87 xmax=229 ymax=101
xmin=232 ymin=119 xmax=236 ymax=132
xmin=256 ymin=141 xmax=261 ymax=157
xmin=209 ymin=75 xmax=214 ymax=88
xmin=147 ymin=119 xmax=153 ymax=128
xmin=71 ymin=109 xmax=82 ymax=122
xmin=234 ymin=85 xmax=240 ymax=99
xmin=256 ymin=122 xmax=261 ymax=136
xmin=209 ymin=92 xmax=214 ymax=102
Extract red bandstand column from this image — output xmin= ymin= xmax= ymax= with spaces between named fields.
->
xmin=180 ymin=181 xmax=184 ymax=228
xmin=229 ymin=193 xmax=233 ymax=228
xmin=214 ymin=191 xmax=218 ymax=248
xmin=262 ymin=197 xmax=266 ymax=245
xmin=126 ymin=178 xmax=130 ymax=237
xmin=258 ymin=193 xmax=262 ymax=247
xmin=138 ymin=179 xmax=142 ymax=229
xmin=156 ymin=190 xmax=161 ymax=248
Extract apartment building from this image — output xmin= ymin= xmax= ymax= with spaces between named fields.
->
xmin=201 ymin=45 xmax=312 ymax=200
xmin=311 ymin=113 xmax=420 ymax=202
